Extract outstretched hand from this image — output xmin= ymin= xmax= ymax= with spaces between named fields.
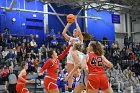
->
xmin=29 ymin=79 xmax=35 ymax=83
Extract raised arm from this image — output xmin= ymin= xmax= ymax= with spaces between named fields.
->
xmin=75 ymin=16 xmax=83 ymax=42
xmin=57 ymin=44 xmax=72 ymax=60
xmin=39 ymin=60 xmax=53 ymax=73
xmin=102 ymin=55 xmax=113 ymax=68
xmin=62 ymin=23 xmax=71 ymax=41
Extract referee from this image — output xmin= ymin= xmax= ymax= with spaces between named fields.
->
xmin=6 ymin=66 xmax=17 ymax=93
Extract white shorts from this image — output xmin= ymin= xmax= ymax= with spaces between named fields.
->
xmin=67 ymin=53 xmax=74 ymax=64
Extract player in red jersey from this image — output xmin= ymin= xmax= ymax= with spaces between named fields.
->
xmin=85 ymin=41 xmax=114 ymax=93
xmin=16 ymin=62 xmax=35 ymax=93
xmin=39 ymin=41 xmax=74 ymax=93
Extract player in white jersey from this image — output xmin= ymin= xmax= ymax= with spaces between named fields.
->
xmin=62 ymin=16 xmax=83 ymax=92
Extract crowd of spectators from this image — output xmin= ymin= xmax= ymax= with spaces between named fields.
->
xmin=0 ymin=28 xmax=140 ymax=93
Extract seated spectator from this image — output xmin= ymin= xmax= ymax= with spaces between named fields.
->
xmin=26 ymin=43 xmax=31 ymax=54
xmin=33 ymin=44 xmax=38 ymax=54
xmin=27 ymin=58 xmax=36 ymax=72
xmin=50 ymin=37 xmax=58 ymax=49
xmin=20 ymin=43 xmax=26 ymax=55
xmin=0 ymin=33 xmax=5 ymax=48
xmin=40 ymin=44 xmax=47 ymax=59
xmin=5 ymin=49 xmax=15 ymax=60
xmin=7 ymin=35 xmax=14 ymax=49
xmin=102 ymin=35 xmax=108 ymax=45
xmin=30 ymin=39 xmax=37 ymax=48
xmin=30 ymin=50 xmax=36 ymax=60
xmin=46 ymin=32 xmax=51 ymax=48
xmin=2 ymin=47 xmax=9 ymax=59
xmin=56 ymin=31 xmax=63 ymax=40
xmin=50 ymin=29 xmax=56 ymax=37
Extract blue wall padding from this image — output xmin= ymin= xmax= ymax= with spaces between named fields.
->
xmin=87 ymin=9 xmax=115 ymax=41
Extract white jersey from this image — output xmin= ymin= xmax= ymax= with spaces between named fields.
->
xmin=68 ymin=37 xmax=82 ymax=53
xmin=67 ymin=50 xmax=85 ymax=64
xmin=67 ymin=37 xmax=82 ymax=64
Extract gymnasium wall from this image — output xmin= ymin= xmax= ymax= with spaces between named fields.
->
xmin=87 ymin=9 xmax=115 ymax=43
xmin=0 ymin=0 xmax=126 ymax=46
xmin=0 ymin=0 xmax=44 ymax=45
xmin=48 ymin=3 xmax=84 ymax=34
xmin=114 ymin=14 xmax=127 ymax=49
xmin=132 ymin=20 xmax=140 ymax=43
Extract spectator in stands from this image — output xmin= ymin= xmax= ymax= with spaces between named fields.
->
xmin=124 ymin=35 xmax=129 ymax=48
xmin=50 ymin=29 xmax=56 ymax=37
xmin=2 ymin=47 xmax=9 ymax=59
xmin=4 ymin=27 xmax=10 ymax=35
xmin=27 ymin=58 xmax=36 ymax=73
xmin=56 ymin=31 xmax=63 ymax=40
xmin=33 ymin=44 xmax=38 ymax=54
xmin=0 ymin=33 xmax=5 ymax=49
xmin=6 ymin=66 xmax=17 ymax=93
xmin=20 ymin=43 xmax=26 ymax=57
xmin=20 ymin=53 xmax=26 ymax=62
xmin=26 ymin=43 xmax=31 ymax=54
xmin=40 ymin=44 xmax=47 ymax=59
xmin=30 ymin=50 xmax=36 ymax=60
xmin=0 ymin=64 xmax=9 ymax=85
xmin=46 ymin=31 xmax=51 ymax=48
xmin=50 ymin=36 xmax=58 ymax=49
xmin=102 ymin=35 xmax=108 ymax=45
xmin=128 ymin=36 xmax=133 ymax=49
xmin=7 ymin=35 xmax=14 ymax=49
xmin=120 ymin=48 xmax=128 ymax=60
xmin=14 ymin=44 xmax=21 ymax=63
xmin=30 ymin=34 xmax=34 ymax=41
xmin=111 ymin=42 xmax=120 ymax=65
xmin=5 ymin=49 xmax=15 ymax=60
xmin=30 ymin=39 xmax=37 ymax=48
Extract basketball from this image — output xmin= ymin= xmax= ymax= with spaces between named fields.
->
xmin=67 ymin=14 xmax=75 ymax=23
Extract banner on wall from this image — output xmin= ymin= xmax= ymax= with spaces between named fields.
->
xmin=112 ymin=14 xmax=120 ymax=24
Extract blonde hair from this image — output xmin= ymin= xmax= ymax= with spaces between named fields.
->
xmin=73 ymin=43 xmax=82 ymax=52
xmin=89 ymin=41 xmax=104 ymax=56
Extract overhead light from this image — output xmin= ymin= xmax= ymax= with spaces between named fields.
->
xmin=33 ymin=14 xmax=37 ymax=17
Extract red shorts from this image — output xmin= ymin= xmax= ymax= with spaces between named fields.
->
xmin=44 ymin=76 xmax=58 ymax=91
xmin=16 ymin=83 xmax=29 ymax=93
xmin=87 ymin=74 xmax=109 ymax=90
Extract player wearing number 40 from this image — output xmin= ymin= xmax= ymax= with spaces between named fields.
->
xmin=83 ymin=41 xmax=114 ymax=93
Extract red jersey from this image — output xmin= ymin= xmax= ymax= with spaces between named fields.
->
xmin=87 ymin=52 xmax=105 ymax=75
xmin=16 ymin=74 xmax=29 ymax=93
xmin=17 ymin=74 xmax=27 ymax=84
xmin=40 ymin=45 xmax=72 ymax=79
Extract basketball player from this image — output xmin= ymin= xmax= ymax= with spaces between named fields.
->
xmin=62 ymin=16 xmax=83 ymax=93
xmin=16 ymin=62 xmax=35 ymax=93
xmin=39 ymin=41 xmax=74 ymax=93
xmin=66 ymin=43 xmax=88 ymax=93
xmin=85 ymin=41 xmax=114 ymax=93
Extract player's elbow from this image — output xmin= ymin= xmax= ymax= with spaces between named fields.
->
xmin=62 ymin=31 xmax=65 ymax=35
xmin=108 ymin=63 xmax=113 ymax=68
